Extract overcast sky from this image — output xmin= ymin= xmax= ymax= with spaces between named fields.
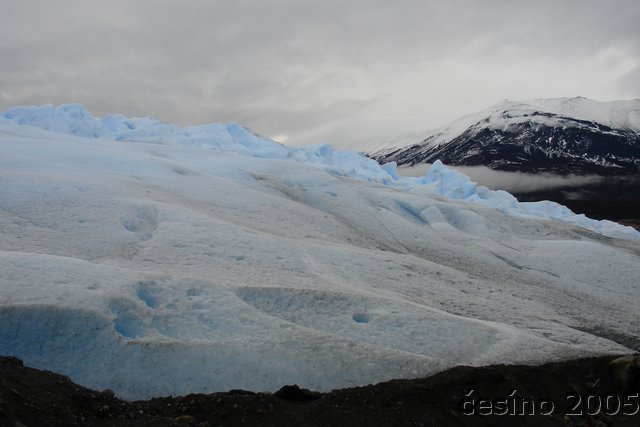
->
xmin=1 ymin=0 xmax=639 ymax=149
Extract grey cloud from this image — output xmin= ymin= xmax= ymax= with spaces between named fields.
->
xmin=616 ymin=65 xmax=640 ymax=97
xmin=398 ymin=164 xmax=604 ymax=193
xmin=1 ymin=0 xmax=640 ymax=147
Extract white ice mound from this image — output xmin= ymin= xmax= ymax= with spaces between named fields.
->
xmin=417 ymin=160 xmax=640 ymax=239
xmin=1 ymin=103 xmax=286 ymax=155
xmin=1 ymin=105 xmax=640 ymax=399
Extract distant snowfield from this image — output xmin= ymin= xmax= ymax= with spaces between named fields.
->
xmin=1 ymin=105 xmax=639 ymax=400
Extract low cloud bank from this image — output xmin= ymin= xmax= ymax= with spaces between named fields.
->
xmin=398 ymin=164 xmax=604 ymax=193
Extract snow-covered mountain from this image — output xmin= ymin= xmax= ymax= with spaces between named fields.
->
xmin=369 ymin=97 xmax=640 ymax=174
xmin=1 ymin=104 xmax=639 ymax=400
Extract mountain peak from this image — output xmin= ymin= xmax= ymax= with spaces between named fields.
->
xmin=488 ymin=97 xmax=640 ymax=131
xmin=369 ymin=97 xmax=640 ymax=175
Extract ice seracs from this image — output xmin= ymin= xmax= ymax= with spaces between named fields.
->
xmin=0 ymin=104 xmax=639 ymax=400
xmin=2 ymin=103 xmax=637 ymax=239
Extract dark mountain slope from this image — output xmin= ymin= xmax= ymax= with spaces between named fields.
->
xmin=370 ymin=97 xmax=640 ymax=175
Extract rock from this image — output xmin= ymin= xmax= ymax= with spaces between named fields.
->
xmin=584 ymin=378 xmax=600 ymax=390
xmin=101 ymin=388 xmax=115 ymax=397
xmin=274 ymin=384 xmax=321 ymax=402
xmin=584 ymin=415 xmax=608 ymax=427
xmin=3 ymin=357 xmax=23 ymax=367
xmin=608 ymin=355 xmax=640 ymax=390
xmin=228 ymin=389 xmax=256 ymax=395
xmin=172 ymin=415 xmax=196 ymax=425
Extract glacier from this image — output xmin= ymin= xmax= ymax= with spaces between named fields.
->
xmin=1 ymin=104 xmax=639 ymax=400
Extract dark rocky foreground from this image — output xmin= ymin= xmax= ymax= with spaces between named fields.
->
xmin=1 ymin=355 xmax=639 ymax=427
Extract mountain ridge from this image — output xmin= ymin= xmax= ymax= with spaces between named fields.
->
xmin=369 ymin=97 xmax=640 ymax=175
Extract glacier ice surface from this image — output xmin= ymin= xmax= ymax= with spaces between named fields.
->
xmin=0 ymin=104 xmax=639 ymax=399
